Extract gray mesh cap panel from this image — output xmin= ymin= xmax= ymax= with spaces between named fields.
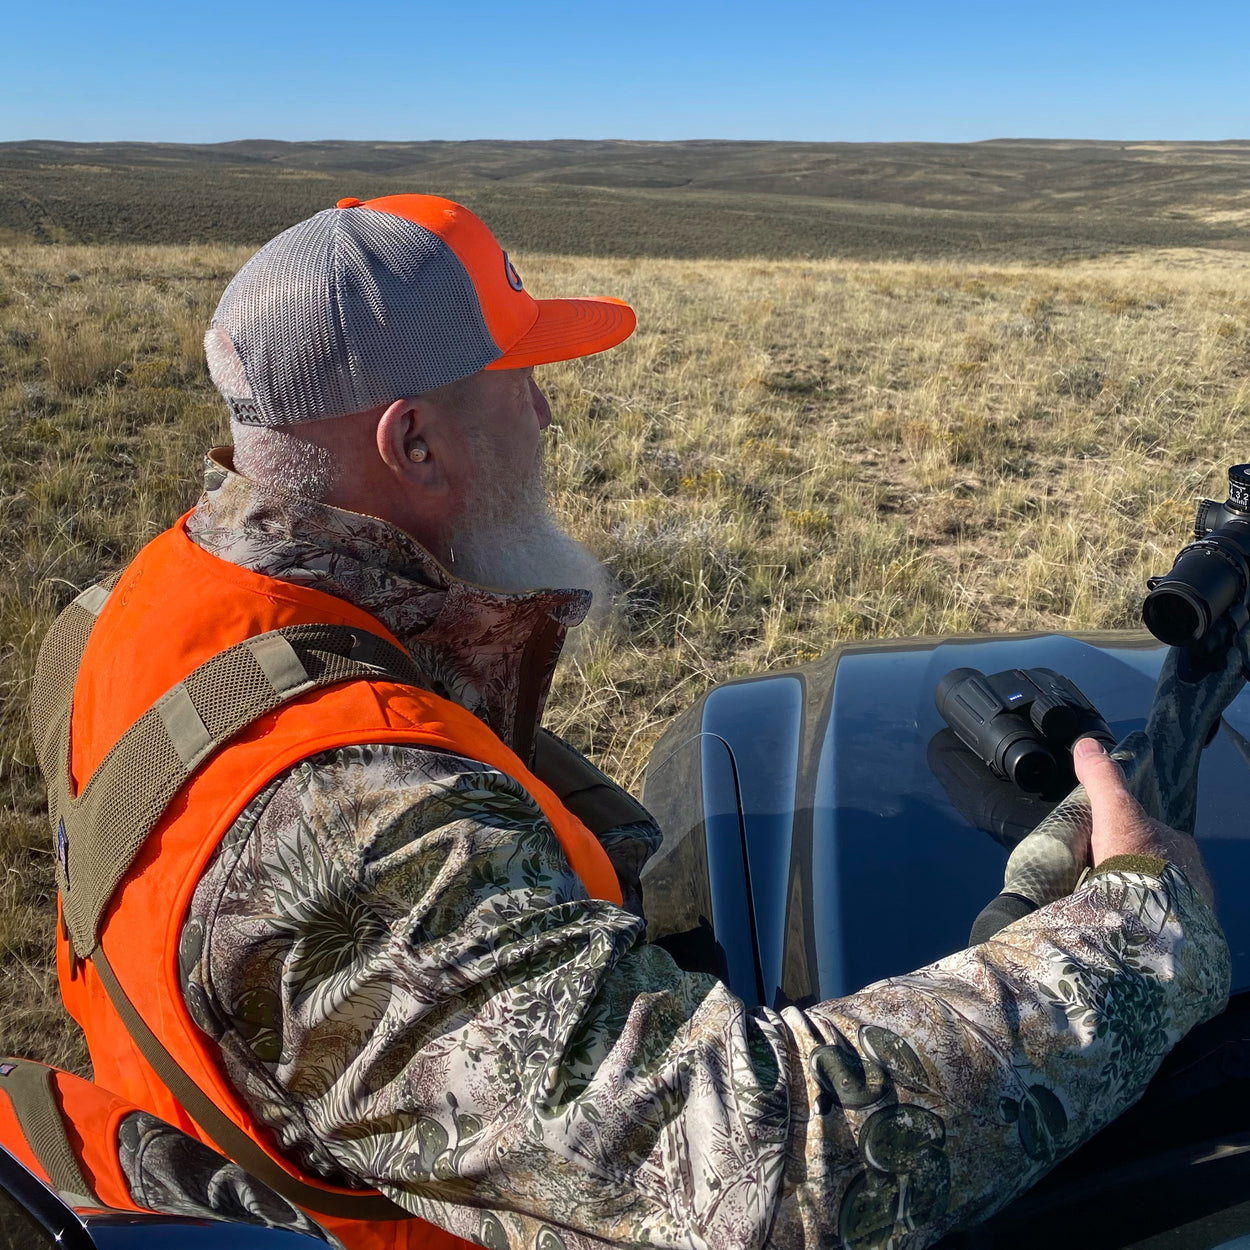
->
xmin=213 ymin=212 xmax=352 ymax=425
xmin=212 ymin=207 xmax=502 ymax=426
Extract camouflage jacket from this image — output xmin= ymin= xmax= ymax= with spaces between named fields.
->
xmin=176 ymin=450 xmax=1231 ymax=1250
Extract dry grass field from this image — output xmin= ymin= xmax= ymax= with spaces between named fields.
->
xmin=1 ymin=239 xmax=1248 ymax=1069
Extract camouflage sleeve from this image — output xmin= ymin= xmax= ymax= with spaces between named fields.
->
xmin=116 ymin=1110 xmax=342 ymax=1244
xmin=180 ymin=747 xmax=1229 ymax=1250
xmin=768 ymin=865 xmax=1230 ymax=1248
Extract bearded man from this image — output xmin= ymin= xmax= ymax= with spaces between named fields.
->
xmin=35 ymin=194 xmax=1229 ymax=1250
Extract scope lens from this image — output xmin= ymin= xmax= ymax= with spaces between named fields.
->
xmin=1142 ymin=585 xmax=1206 ymax=647
xmin=1002 ymin=740 xmax=1056 ymax=796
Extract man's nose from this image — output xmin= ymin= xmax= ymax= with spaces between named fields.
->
xmin=531 ymin=377 xmax=552 ymax=430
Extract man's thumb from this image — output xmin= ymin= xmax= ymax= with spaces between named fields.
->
xmin=1073 ymin=736 xmax=1132 ymax=828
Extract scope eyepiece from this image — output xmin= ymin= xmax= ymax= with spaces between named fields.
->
xmin=1143 ymin=533 xmax=1250 ymax=647
xmin=1142 ymin=589 xmax=1206 ymax=648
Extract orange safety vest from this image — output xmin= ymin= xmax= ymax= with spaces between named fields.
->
xmin=56 ymin=516 xmax=622 ymax=1250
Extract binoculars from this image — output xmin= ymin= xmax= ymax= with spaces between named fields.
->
xmin=935 ymin=666 xmax=1115 ymax=798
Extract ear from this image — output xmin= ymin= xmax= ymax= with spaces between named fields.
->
xmin=376 ymin=398 xmax=425 ymax=475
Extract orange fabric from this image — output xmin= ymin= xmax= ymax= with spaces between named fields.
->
xmin=356 ymin=193 xmax=636 ymax=369
xmin=0 ymin=1089 xmax=47 ymax=1184
xmin=53 ymin=1071 xmax=139 ymax=1210
xmin=71 ymin=517 xmax=407 ymax=790
xmin=60 ymin=517 xmax=622 ymax=1250
xmin=485 ymin=296 xmax=636 ymax=372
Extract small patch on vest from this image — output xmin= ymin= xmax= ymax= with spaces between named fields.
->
xmin=0 ymin=1064 xmax=15 ymax=1077
xmin=57 ymin=817 xmax=69 ymax=886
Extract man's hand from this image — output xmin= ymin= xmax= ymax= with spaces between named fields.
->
xmin=1073 ymin=736 xmax=1215 ymax=907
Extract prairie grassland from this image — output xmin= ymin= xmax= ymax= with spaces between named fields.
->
xmin=7 ymin=138 xmax=1250 ymax=259
xmin=1 ymin=242 xmax=1248 ymax=1066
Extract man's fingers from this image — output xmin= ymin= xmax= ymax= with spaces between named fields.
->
xmin=1074 ymin=736 xmax=1124 ymax=798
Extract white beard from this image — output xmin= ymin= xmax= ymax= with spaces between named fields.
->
xmin=446 ymin=446 xmax=618 ymax=642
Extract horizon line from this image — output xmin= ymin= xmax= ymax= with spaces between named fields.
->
xmin=4 ymin=135 xmax=1250 ymax=148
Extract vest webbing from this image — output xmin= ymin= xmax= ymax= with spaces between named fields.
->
xmin=0 ymin=1057 xmax=333 ymax=1223
xmin=32 ymin=519 xmax=622 ymax=1249
xmin=32 ymin=584 xmax=454 ymax=1224
xmin=0 ymin=1058 xmax=94 ymax=1203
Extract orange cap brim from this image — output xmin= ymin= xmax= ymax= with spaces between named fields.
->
xmin=485 ymin=297 xmax=636 ymax=371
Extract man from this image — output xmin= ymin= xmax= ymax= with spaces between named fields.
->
xmin=34 ymin=193 xmax=1229 ymax=1250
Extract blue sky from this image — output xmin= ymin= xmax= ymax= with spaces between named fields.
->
xmin=3 ymin=0 xmax=1247 ymax=143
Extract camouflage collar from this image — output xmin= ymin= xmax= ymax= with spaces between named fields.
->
xmin=185 ymin=448 xmax=589 ymax=758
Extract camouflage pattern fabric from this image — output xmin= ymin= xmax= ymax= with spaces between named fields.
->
xmin=117 ymin=1109 xmax=341 ymax=1243
xmin=178 ymin=452 xmax=1230 ymax=1250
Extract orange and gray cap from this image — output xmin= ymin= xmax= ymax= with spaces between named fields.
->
xmin=209 ymin=193 xmax=636 ymax=426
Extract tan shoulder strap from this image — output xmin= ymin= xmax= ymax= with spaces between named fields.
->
xmin=29 ymin=583 xmax=427 ymax=959
xmin=29 ymin=577 xmax=120 ymax=786
xmin=0 ymin=1059 xmax=96 ymax=1204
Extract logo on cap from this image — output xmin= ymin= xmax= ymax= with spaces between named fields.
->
xmin=503 ymin=252 xmax=524 ymax=292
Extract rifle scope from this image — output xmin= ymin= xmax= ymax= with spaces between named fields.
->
xmin=1143 ymin=464 xmax=1250 ymax=648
